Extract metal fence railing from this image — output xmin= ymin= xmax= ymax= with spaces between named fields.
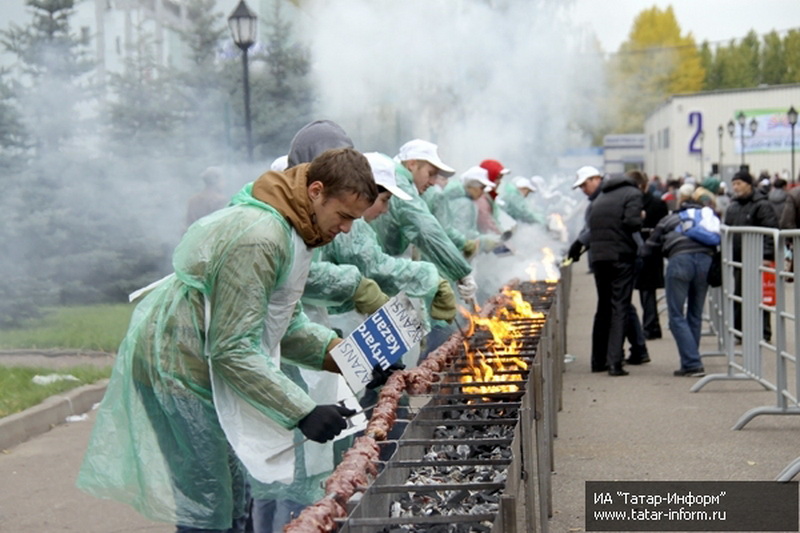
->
xmin=689 ymin=226 xmax=800 ymax=481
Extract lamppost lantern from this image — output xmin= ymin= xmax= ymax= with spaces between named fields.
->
xmin=749 ymin=117 xmax=758 ymax=136
xmin=228 ymin=0 xmax=257 ymax=50
xmin=727 ymin=120 xmax=735 ymax=138
xmin=737 ymin=111 xmax=746 ymax=128
xmin=789 ymin=105 xmax=798 ymax=186
xmin=228 ymin=0 xmax=257 ymax=161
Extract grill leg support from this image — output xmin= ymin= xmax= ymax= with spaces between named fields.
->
xmin=500 ymin=494 xmax=518 ymax=533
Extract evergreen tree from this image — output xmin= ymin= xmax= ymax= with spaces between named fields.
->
xmin=0 ymin=0 xmax=98 ymax=325
xmin=0 ymin=69 xmax=28 ymax=170
xmin=737 ymin=30 xmax=761 ymax=87
xmin=698 ymin=41 xmax=718 ymax=90
xmin=0 ymin=0 xmax=94 ymax=154
xmin=761 ymin=31 xmax=784 ymax=85
xmin=174 ymin=0 xmax=230 ymax=162
xmin=105 ymin=25 xmax=184 ymax=157
xmin=783 ymin=29 xmax=800 ymax=83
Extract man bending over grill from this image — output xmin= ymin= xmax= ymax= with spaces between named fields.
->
xmin=77 ymin=148 xmax=380 ymax=533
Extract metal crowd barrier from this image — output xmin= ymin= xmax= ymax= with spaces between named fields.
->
xmin=690 ymin=226 xmax=800 ymax=481
xmin=699 ymin=285 xmax=725 ymax=353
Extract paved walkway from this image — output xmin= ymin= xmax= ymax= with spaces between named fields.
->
xmin=551 ymin=267 xmax=800 ymax=532
xmin=0 ymin=269 xmax=798 ymax=532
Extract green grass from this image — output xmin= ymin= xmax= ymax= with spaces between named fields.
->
xmin=0 ymin=303 xmax=134 ymax=352
xmin=0 ymin=364 xmax=112 ymax=417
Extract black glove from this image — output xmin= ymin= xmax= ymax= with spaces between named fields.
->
xmin=567 ymin=240 xmax=583 ymax=262
xmin=501 ymin=230 xmax=513 ymax=242
xmin=297 ymin=404 xmax=355 ymax=443
xmin=366 ymin=362 xmax=406 ymax=390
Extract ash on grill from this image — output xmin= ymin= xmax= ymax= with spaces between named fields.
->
xmin=385 ymin=403 xmax=519 ymax=533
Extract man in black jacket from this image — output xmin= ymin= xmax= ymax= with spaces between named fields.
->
xmin=587 ymin=173 xmax=644 ymax=376
xmin=631 ymin=171 xmax=669 ymax=340
xmin=724 ymin=170 xmax=779 ymax=342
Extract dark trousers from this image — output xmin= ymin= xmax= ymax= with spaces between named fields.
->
xmin=626 ymin=300 xmax=648 ymax=358
xmin=591 ymin=260 xmax=636 ymax=370
xmin=639 ymin=288 xmax=662 ymax=338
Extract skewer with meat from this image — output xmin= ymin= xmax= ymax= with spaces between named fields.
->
xmin=284 ymin=309 xmax=487 ymax=531
xmin=324 ymin=436 xmax=379 ymax=498
xmin=282 ymin=496 xmax=346 ymax=532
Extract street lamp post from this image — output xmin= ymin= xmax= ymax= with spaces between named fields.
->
xmin=727 ymin=120 xmax=736 ymax=176
xmin=737 ymin=111 xmax=746 ymax=168
xmin=789 ymin=106 xmax=798 ymax=186
xmin=228 ymin=0 xmax=257 ymax=161
xmin=717 ymin=124 xmax=724 ymax=178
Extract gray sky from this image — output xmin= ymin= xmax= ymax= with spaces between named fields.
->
xmin=569 ymin=0 xmax=800 ymax=53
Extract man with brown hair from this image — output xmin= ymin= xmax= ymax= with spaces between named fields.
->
xmin=78 ymin=148 xmax=380 ymax=533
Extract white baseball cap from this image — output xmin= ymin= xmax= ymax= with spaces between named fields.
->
xmin=364 ymin=152 xmax=412 ymax=201
xmin=573 ymin=166 xmax=601 ymax=189
xmin=460 ymin=166 xmax=494 ymax=190
xmin=513 ymin=175 xmax=537 ymax=192
xmin=270 ymin=154 xmax=288 ymax=172
xmin=395 ymin=139 xmax=455 ymax=177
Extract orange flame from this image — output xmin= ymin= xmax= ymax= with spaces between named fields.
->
xmin=525 ymin=247 xmax=560 ymax=283
xmin=460 ymin=286 xmax=543 ymax=395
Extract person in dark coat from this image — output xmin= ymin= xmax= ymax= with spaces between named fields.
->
xmin=630 ymin=171 xmax=668 ymax=340
xmin=587 ymin=172 xmax=644 ymax=376
xmin=724 ymin=170 xmax=779 ymax=342
xmin=567 ymin=166 xmax=604 ymax=266
xmin=779 ymin=184 xmax=800 ymax=229
xmin=768 ymin=177 xmax=788 ymax=221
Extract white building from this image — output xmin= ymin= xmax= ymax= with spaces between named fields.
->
xmin=603 ymin=133 xmax=645 ymax=177
xmin=2 ymin=0 xmax=292 ymax=84
xmin=644 ymin=83 xmax=800 ymax=184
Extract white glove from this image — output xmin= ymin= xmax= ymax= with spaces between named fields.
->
xmin=457 ymin=274 xmax=477 ymax=301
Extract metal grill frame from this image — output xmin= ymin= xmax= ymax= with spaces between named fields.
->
xmin=337 ymin=274 xmax=569 ymax=533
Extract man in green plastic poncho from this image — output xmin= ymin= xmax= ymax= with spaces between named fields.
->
xmin=439 ymin=165 xmax=503 ymax=250
xmin=370 ymin=139 xmax=477 ymax=299
xmin=496 ymin=175 xmax=547 ymax=226
xmin=76 ymin=148 xmax=380 ymax=532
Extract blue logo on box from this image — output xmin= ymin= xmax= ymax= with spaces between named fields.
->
xmin=352 ymin=308 xmax=405 ymax=370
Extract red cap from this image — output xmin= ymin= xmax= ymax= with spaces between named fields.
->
xmin=479 ymin=159 xmax=510 ymax=183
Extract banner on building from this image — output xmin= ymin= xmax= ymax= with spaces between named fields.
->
xmin=733 ymin=109 xmax=798 ymax=154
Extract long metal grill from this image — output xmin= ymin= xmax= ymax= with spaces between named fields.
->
xmin=285 ymin=280 xmax=564 ymax=533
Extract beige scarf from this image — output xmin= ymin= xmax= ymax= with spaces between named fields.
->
xmin=250 ymin=164 xmax=328 ymax=247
